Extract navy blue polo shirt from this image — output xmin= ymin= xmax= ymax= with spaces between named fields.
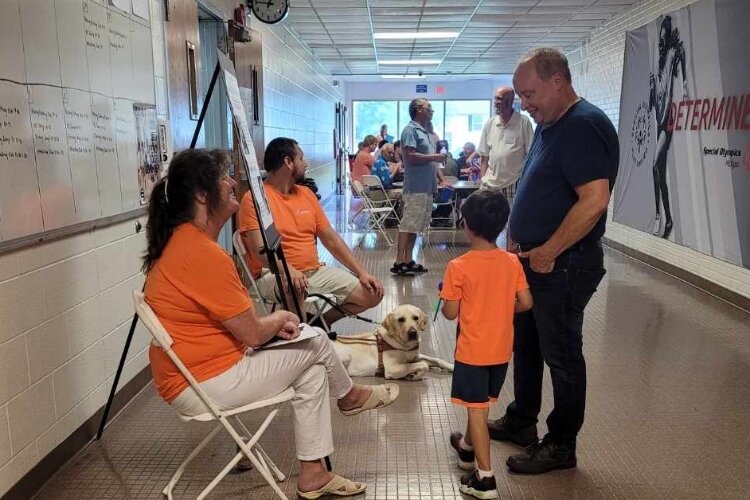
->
xmin=510 ymin=99 xmax=619 ymax=245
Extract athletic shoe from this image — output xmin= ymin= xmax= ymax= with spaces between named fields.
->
xmin=449 ymin=432 xmax=475 ymax=470
xmin=459 ymin=471 xmax=498 ymax=499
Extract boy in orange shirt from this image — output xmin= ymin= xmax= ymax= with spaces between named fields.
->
xmin=441 ymin=189 xmax=533 ymax=499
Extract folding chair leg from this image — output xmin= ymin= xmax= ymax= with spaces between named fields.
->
xmin=163 ymin=424 xmax=222 ymax=498
xmin=235 ymin=417 xmax=286 ymax=481
xmin=371 ymin=212 xmax=393 ymax=246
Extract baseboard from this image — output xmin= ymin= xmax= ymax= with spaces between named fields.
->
xmin=4 ymin=367 xmax=153 ymax=500
xmin=604 ymin=237 xmax=750 ymax=312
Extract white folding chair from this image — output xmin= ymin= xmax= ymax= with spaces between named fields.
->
xmin=133 ymin=291 xmax=294 ymax=500
xmin=346 ymin=172 xmax=365 ymax=228
xmin=232 ymin=230 xmax=332 ymax=332
xmin=361 ymin=175 xmax=401 ymax=223
xmin=350 ymin=180 xmax=396 ymax=246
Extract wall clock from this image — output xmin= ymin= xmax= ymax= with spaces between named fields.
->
xmin=249 ymin=0 xmax=289 ymax=25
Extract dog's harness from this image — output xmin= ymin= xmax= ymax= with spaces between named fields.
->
xmin=335 ymin=332 xmax=419 ymax=378
xmin=375 ymin=334 xmax=398 ymax=377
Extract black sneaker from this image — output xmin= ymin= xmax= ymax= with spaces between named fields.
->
xmin=506 ymin=437 xmax=577 ymax=474
xmin=488 ymin=415 xmax=538 ymax=447
xmin=449 ymin=432 xmax=475 ymax=470
xmin=459 ymin=471 xmax=498 ymax=499
xmin=406 ymin=260 xmax=428 ymax=273
xmin=390 ymin=262 xmax=415 ymax=276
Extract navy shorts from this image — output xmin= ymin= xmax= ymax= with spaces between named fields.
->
xmin=451 ymin=361 xmax=508 ymax=409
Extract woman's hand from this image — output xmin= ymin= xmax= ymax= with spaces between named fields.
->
xmin=277 ymin=321 xmax=300 ymax=340
xmin=274 ymin=310 xmax=301 ymax=340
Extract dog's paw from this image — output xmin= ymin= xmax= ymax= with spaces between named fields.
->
xmin=404 ymin=371 xmax=424 ymax=381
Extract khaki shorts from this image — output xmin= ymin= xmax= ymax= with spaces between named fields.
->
xmin=255 ymin=265 xmax=360 ymax=306
xmin=481 ymin=181 xmax=517 ymax=206
xmin=400 ymin=192 xmax=433 ymax=233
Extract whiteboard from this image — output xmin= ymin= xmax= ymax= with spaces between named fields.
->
xmin=0 ymin=0 xmax=158 ymax=242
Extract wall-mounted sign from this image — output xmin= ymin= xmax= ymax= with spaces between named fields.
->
xmin=436 ymin=85 xmax=445 ymax=94
xmin=416 ymin=84 xmax=427 ymax=93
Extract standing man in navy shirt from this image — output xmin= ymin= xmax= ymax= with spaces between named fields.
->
xmin=488 ymin=48 xmax=619 ymax=474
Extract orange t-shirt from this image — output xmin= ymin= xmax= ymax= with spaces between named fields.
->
xmin=238 ymin=183 xmax=330 ymax=278
xmin=351 ymin=150 xmax=374 ymax=183
xmin=144 ymin=223 xmax=252 ymax=403
xmin=440 ymin=248 xmax=529 ymax=365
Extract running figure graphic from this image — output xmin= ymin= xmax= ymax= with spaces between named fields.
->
xmin=649 ymin=15 xmax=688 ymax=239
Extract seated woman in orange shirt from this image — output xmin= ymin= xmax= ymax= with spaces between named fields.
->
xmin=143 ymin=149 xmax=398 ymax=499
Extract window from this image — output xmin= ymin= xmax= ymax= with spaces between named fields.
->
xmin=468 ymin=114 xmax=484 ymax=131
xmin=352 ymin=99 xmax=490 ymax=155
xmin=352 ymin=101 xmax=397 ymax=144
xmin=444 ymin=100 xmax=491 ymax=155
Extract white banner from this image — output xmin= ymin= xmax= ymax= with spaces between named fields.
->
xmin=614 ymin=0 xmax=750 ymax=269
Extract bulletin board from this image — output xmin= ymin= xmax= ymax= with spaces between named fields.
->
xmin=0 ymin=0 xmax=158 ymax=249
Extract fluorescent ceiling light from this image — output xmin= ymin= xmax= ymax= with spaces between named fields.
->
xmin=374 ymin=32 xmax=458 ymax=40
xmin=381 ymin=75 xmax=426 ymax=79
xmin=379 ymin=59 xmax=441 ymax=65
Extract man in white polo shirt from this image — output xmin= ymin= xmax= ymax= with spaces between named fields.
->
xmin=477 ymin=86 xmax=534 ymax=206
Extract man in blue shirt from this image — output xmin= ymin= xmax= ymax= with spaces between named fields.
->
xmin=371 ymin=143 xmax=400 ymax=190
xmin=487 ymin=48 xmax=619 ymax=475
xmin=391 ymin=98 xmax=446 ymax=276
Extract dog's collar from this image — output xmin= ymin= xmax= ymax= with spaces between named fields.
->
xmin=375 ymin=333 xmax=418 ymax=377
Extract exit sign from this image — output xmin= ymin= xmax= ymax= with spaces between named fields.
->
xmin=416 ymin=84 xmax=428 ymax=93
xmin=436 ymin=86 xmax=445 ymax=94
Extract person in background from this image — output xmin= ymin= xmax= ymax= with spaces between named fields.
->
xmin=143 ymin=148 xmax=398 ymax=499
xmin=392 ymin=98 xmax=446 ymax=276
xmin=392 ymin=140 xmax=405 ymax=183
xmin=436 ymin=139 xmax=459 ymax=179
xmin=442 ymin=189 xmax=532 ymax=499
xmin=489 ymin=48 xmax=619 ymax=475
xmin=351 ymin=135 xmax=378 ymax=183
xmin=371 ymin=142 xmax=402 ymax=191
xmin=377 ymin=124 xmax=394 ymax=144
xmin=240 ymin=138 xmax=384 ymax=328
xmin=458 ymin=142 xmax=482 ymax=180
xmin=477 ymin=86 xmax=534 ymax=206
xmin=427 ymin=121 xmax=447 ymax=187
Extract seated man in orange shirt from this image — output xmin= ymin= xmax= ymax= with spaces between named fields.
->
xmin=350 ymin=134 xmax=378 ymax=183
xmin=240 ymin=137 xmax=384 ymax=327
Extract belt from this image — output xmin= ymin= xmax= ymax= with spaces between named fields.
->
xmin=517 ymin=239 xmax=602 ymax=253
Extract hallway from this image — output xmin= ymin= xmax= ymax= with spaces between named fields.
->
xmin=34 ymin=197 xmax=750 ymax=500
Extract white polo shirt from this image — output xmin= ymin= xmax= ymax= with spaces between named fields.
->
xmin=477 ymin=112 xmax=534 ymax=189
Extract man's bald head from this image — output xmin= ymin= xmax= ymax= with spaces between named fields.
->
xmin=380 ymin=142 xmax=395 ymax=161
xmin=494 ymin=86 xmax=516 ymax=117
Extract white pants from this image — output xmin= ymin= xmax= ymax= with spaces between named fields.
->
xmin=170 ymin=334 xmax=353 ymax=461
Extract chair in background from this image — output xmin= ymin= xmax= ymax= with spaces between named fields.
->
xmin=430 ymin=185 xmax=457 ymax=230
xmin=232 ymin=231 xmax=332 ymax=332
xmin=361 ymin=174 xmax=401 ymax=223
xmin=346 ymin=172 xmax=365 ymax=228
xmin=350 ymin=180 xmax=396 ymax=246
xmin=133 ymin=291 xmax=294 ymax=500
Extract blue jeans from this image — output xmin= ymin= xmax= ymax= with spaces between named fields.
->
xmin=506 ymin=244 xmax=606 ymax=448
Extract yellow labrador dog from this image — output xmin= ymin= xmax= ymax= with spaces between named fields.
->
xmin=333 ymin=304 xmax=454 ymax=380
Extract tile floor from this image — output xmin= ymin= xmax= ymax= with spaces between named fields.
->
xmin=35 ymin=196 xmax=750 ymax=499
